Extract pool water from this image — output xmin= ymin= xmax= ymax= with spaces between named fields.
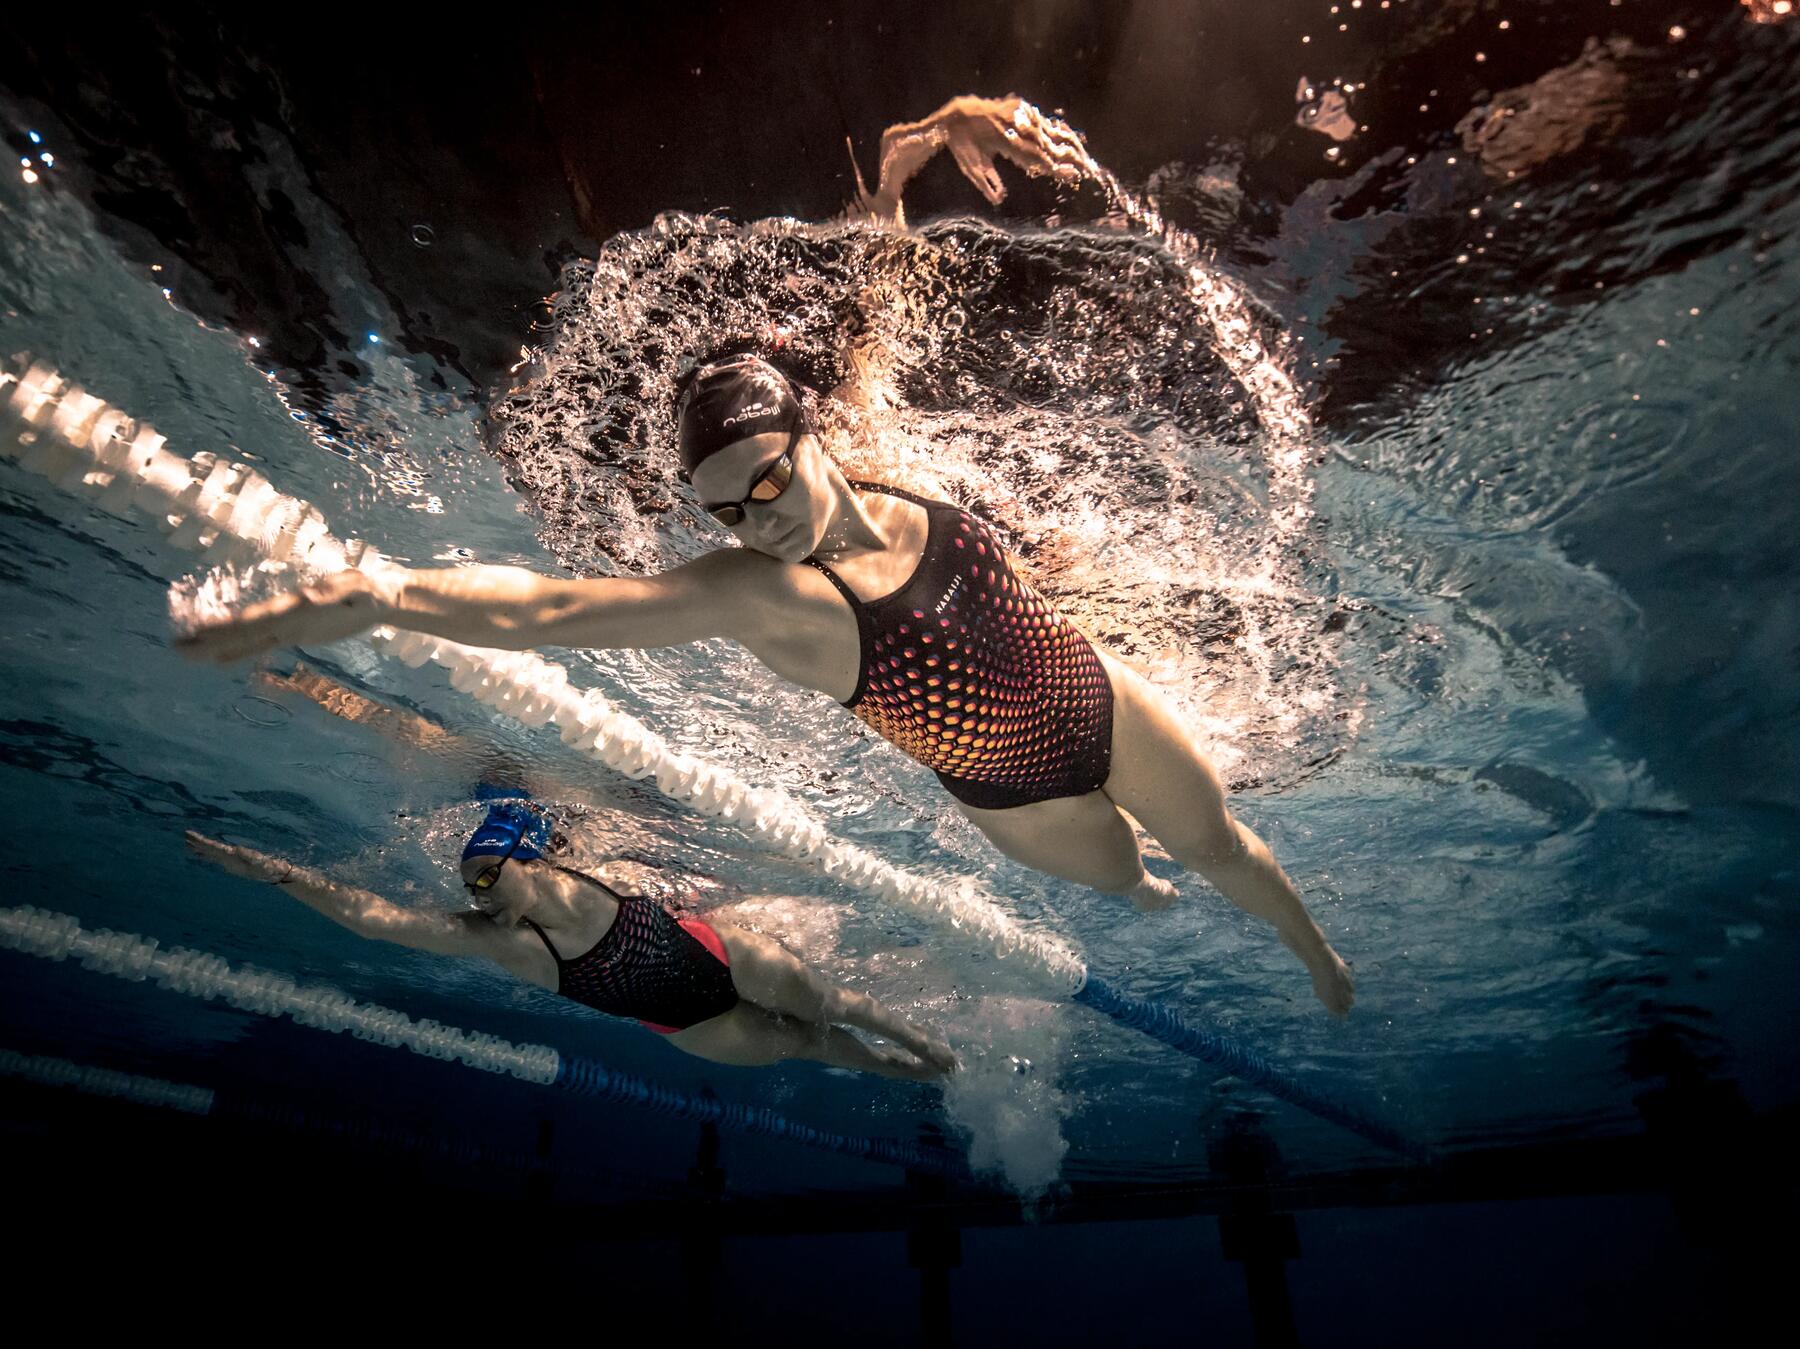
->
xmin=2 ymin=3 xmax=1796 ymax=1337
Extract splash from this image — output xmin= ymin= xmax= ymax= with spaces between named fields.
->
xmin=166 ymin=560 xmax=302 ymax=637
xmin=490 ymin=190 xmax=1358 ymax=788
xmin=699 ymin=889 xmax=1081 ymax=1193
xmin=940 ymin=994 xmax=1076 ymax=1197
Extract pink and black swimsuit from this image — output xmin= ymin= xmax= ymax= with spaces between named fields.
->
xmin=522 ymin=885 xmax=737 ymax=1034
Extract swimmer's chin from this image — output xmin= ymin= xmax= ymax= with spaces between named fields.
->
xmin=751 ymin=526 xmax=814 ymax=563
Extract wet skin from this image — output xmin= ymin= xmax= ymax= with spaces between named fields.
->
xmin=175 ymin=94 xmax=1349 ymax=1014
xmin=185 ymin=829 xmax=953 ymax=1077
xmin=178 ymin=429 xmax=1355 ymax=1016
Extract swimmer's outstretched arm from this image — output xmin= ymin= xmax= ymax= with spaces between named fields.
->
xmin=855 ymin=94 xmax=1099 ymax=223
xmin=177 ymin=550 xmax=773 ymax=665
xmin=184 ymin=831 xmax=512 ymax=962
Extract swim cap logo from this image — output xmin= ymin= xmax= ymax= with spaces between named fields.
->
xmin=721 ymin=400 xmax=779 ymax=429
xmin=716 ymin=365 xmax=793 ymax=432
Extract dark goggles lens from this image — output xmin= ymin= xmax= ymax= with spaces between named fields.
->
xmin=466 ymin=835 xmax=523 ymax=892
xmin=748 ymin=453 xmax=794 ymax=500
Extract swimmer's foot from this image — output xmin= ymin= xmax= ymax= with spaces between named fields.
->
xmin=895 ymin=1026 xmax=960 ymax=1076
xmin=880 ymin=1044 xmax=953 ymax=1082
xmin=1128 ymin=873 xmax=1180 ymax=912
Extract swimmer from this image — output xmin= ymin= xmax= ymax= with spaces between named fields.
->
xmin=184 ymin=800 xmax=956 ymax=1081
xmin=180 ymin=95 xmax=1356 ymax=1017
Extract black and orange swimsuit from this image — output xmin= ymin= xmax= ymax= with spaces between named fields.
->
xmin=807 ymin=482 xmax=1115 ymax=811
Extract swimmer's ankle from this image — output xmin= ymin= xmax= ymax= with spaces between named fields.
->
xmin=1127 ymin=873 xmax=1180 ymax=912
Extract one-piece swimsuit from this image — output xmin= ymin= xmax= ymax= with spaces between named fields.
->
xmin=807 ymin=481 xmax=1114 ymax=811
xmin=522 ymin=884 xmax=737 ymax=1033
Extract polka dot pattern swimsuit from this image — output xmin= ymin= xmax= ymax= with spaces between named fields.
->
xmin=808 ymin=482 xmax=1114 ymax=811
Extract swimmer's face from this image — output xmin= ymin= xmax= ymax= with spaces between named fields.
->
xmin=690 ymin=430 xmax=831 ymax=563
xmin=459 ymin=851 xmax=541 ymax=921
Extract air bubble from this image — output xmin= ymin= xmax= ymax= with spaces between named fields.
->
xmin=232 ymin=695 xmax=292 ymax=728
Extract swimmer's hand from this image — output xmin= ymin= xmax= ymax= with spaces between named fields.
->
xmin=176 ymin=569 xmax=387 ymax=664
xmin=1310 ymin=947 xmax=1356 ymax=1019
xmin=937 ymin=95 xmax=1098 ymax=205
xmin=858 ymin=94 xmax=1099 ymax=222
xmin=185 ymin=830 xmax=297 ymax=886
xmin=915 ymin=1032 xmax=961 ymax=1078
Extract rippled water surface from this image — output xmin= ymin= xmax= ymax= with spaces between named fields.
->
xmin=2 ymin=5 xmax=1797 ymax=1197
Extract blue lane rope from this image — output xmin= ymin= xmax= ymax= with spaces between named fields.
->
xmin=1075 ymin=975 xmax=1423 ymax=1160
xmin=0 ymin=906 xmax=967 ymax=1180
xmin=554 ymin=1056 xmax=966 ymax=1177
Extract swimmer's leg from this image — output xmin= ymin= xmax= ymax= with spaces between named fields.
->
xmin=707 ymin=922 xmax=957 ymax=1074
xmin=1094 ymin=650 xmax=1355 ymax=1015
xmin=667 ymin=1004 xmax=942 ymax=1081
xmin=952 ymin=790 xmax=1152 ymax=896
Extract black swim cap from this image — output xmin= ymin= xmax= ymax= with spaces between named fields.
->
xmin=675 ymin=354 xmax=809 ymax=476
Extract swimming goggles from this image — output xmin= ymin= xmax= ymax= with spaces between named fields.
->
xmin=700 ymin=431 xmax=798 ymax=526
xmin=466 ymin=834 xmax=524 ymax=892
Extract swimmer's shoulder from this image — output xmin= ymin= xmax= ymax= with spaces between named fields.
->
xmin=669 ymin=544 xmax=807 ymax=595
xmin=681 ymin=541 xmax=855 ymax=636
xmin=451 ymin=910 xmax=560 ymax=985
xmin=448 ymin=908 xmax=533 ymax=958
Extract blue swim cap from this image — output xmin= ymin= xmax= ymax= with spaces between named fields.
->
xmin=462 ymin=797 xmax=553 ymax=863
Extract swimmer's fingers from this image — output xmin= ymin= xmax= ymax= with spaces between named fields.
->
xmin=1031 ymin=108 xmax=1094 ymax=161
xmin=949 ymin=139 xmax=1009 ymax=205
xmin=1037 ymin=120 xmax=1099 ymax=179
xmin=993 ymin=127 xmax=1085 ymax=187
xmin=1311 ymin=950 xmax=1356 ymax=1018
xmin=919 ymin=1033 xmax=960 ymax=1077
xmin=176 ymin=572 xmax=378 ymax=664
xmin=992 ymin=135 xmax=1061 ymax=180
xmin=184 ymin=829 xmax=231 ymax=864
xmin=1004 ymin=109 xmax=1096 ymax=183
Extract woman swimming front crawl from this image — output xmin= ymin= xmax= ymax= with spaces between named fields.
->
xmin=180 ymin=94 xmax=1356 ymax=1017
xmin=185 ymin=800 xmax=955 ymax=1080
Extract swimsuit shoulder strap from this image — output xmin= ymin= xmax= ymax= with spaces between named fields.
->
xmin=805 ymin=481 xmax=919 ymax=604
xmin=520 ymin=917 xmax=565 ymax=967
xmin=804 ymin=554 xmax=863 ymax=609
xmin=809 ymin=478 xmax=947 ymax=603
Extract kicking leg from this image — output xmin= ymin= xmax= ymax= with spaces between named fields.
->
xmin=952 ymin=788 xmax=1166 ymax=905
xmin=1096 ymin=650 xmax=1355 ymax=1015
xmin=708 ymin=922 xmax=957 ymax=1074
xmin=668 ymin=1004 xmax=942 ymax=1081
